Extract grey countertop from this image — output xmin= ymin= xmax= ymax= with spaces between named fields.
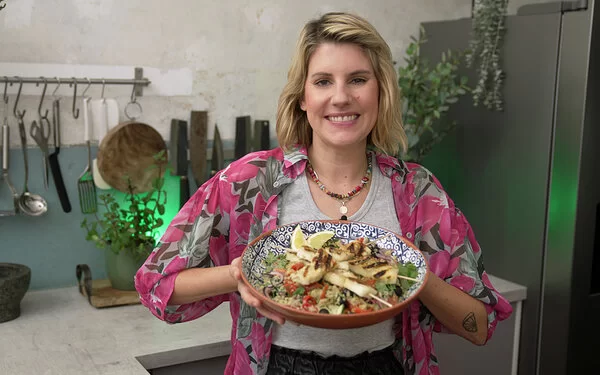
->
xmin=0 ymin=287 xmax=232 ymax=375
xmin=0 ymin=274 xmax=526 ymax=375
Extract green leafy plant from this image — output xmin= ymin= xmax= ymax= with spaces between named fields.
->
xmin=81 ymin=151 xmax=167 ymax=262
xmin=466 ymin=0 xmax=509 ymax=111
xmin=398 ymin=27 xmax=470 ymax=163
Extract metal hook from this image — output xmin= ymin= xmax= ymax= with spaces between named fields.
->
xmin=124 ymin=80 xmax=142 ymax=120
xmin=130 ymin=81 xmax=137 ymax=103
xmin=69 ymin=77 xmax=79 ymax=119
xmin=52 ymin=77 xmax=61 ymax=99
xmin=3 ymin=76 xmax=8 ymax=104
xmin=101 ymin=79 xmax=106 ymax=101
xmin=37 ymin=77 xmax=49 ymax=119
xmin=81 ymin=77 xmax=92 ymax=98
xmin=11 ymin=77 xmax=25 ymax=119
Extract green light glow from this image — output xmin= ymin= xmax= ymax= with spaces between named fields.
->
xmin=110 ymin=173 xmax=182 ymax=245
xmin=547 ymin=142 xmax=579 ymax=253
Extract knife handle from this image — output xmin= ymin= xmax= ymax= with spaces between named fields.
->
xmin=180 ymin=175 xmax=190 ymax=208
xmin=49 ymin=154 xmax=72 ymax=213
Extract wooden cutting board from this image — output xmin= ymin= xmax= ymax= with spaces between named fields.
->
xmin=76 ymin=264 xmax=140 ymax=308
xmin=97 ymin=121 xmax=168 ymax=193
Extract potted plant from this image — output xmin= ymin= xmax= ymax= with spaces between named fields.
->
xmin=81 ymin=151 xmax=167 ymax=291
xmin=398 ymin=27 xmax=471 ymax=163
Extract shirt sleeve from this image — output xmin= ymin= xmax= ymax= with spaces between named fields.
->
xmin=411 ymin=166 xmax=513 ymax=342
xmin=134 ymin=173 xmax=231 ymax=323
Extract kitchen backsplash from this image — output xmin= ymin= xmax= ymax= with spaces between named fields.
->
xmin=0 ymin=140 xmax=244 ymax=290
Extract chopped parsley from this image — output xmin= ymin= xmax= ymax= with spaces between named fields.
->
xmin=375 ymin=281 xmax=397 ymax=297
xmin=322 ymin=237 xmax=341 ymax=248
xmin=398 ymin=262 xmax=419 ymax=290
xmin=264 ymin=253 xmax=289 ymax=273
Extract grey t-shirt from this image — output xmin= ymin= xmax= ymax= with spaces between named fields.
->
xmin=274 ymin=154 xmax=401 ymax=357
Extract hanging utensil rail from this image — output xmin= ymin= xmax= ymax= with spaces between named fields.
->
xmin=0 ymin=67 xmax=150 ymax=98
xmin=0 ymin=77 xmax=149 ymax=86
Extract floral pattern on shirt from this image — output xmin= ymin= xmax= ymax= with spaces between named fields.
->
xmin=135 ymin=146 xmax=513 ymax=375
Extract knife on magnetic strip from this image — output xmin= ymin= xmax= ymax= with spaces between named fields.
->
xmin=189 ymin=111 xmax=207 ymax=187
xmin=177 ymin=120 xmax=190 ymax=208
xmin=170 ymin=119 xmax=190 ymax=208
xmin=210 ymin=124 xmax=224 ymax=177
xmin=234 ymin=115 xmax=251 ymax=159
xmin=253 ymin=120 xmax=270 ymax=151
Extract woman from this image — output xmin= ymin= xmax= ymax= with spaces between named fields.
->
xmin=135 ymin=12 xmax=512 ymax=375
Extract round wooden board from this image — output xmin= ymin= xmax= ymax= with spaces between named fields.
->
xmin=97 ymin=121 xmax=168 ymax=193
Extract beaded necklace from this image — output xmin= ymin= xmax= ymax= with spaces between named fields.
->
xmin=306 ymin=155 xmax=372 ymax=220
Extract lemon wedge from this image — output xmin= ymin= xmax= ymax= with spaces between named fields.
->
xmin=307 ymin=231 xmax=335 ymax=249
xmin=290 ymin=225 xmax=307 ymax=251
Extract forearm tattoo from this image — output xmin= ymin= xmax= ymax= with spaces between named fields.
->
xmin=462 ymin=312 xmax=478 ymax=332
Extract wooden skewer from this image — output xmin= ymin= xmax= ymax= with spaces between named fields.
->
xmin=398 ymin=274 xmax=420 ymax=283
xmin=369 ymin=293 xmax=393 ymax=308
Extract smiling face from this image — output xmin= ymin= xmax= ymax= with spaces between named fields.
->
xmin=300 ymin=42 xmax=379 ymax=152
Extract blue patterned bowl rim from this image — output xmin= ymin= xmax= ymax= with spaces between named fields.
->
xmin=242 ymin=220 xmax=429 ymax=312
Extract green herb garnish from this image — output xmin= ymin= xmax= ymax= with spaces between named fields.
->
xmin=264 ymin=253 xmax=289 ymax=273
xmin=375 ymin=281 xmax=397 ymax=297
xmin=398 ymin=262 xmax=419 ymax=290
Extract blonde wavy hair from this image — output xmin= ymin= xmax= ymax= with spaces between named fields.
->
xmin=276 ymin=12 xmax=407 ymax=156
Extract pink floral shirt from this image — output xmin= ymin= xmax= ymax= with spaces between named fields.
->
xmin=135 ymin=146 xmax=513 ymax=375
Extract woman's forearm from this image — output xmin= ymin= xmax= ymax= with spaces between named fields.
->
xmin=418 ymin=272 xmax=488 ymax=345
xmin=168 ymin=265 xmax=238 ymax=305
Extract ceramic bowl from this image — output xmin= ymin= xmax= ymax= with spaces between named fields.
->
xmin=241 ymin=220 xmax=429 ymax=329
xmin=0 ymin=263 xmax=31 ymax=323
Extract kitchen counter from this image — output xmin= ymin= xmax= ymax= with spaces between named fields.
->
xmin=0 ymin=275 xmax=525 ymax=375
xmin=0 ymin=287 xmax=232 ymax=375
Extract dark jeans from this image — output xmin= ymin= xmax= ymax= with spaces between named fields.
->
xmin=266 ymin=345 xmax=405 ymax=375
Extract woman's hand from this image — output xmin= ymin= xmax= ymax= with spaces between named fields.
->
xmin=230 ymin=257 xmax=286 ymax=325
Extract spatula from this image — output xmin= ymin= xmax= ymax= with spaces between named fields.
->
xmin=48 ymin=99 xmax=72 ymax=213
xmin=78 ymin=97 xmax=97 ymax=213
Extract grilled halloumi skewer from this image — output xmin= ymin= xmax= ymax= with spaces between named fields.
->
xmin=325 ymin=240 xmax=371 ymax=262
xmin=296 ymin=245 xmax=319 ymax=261
xmin=289 ymin=248 xmax=336 ymax=285
xmin=286 ymin=251 xmax=302 ymax=263
xmin=348 ymin=257 xmax=399 ymax=283
xmin=324 ymin=271 xmax=377 ymax=298
xmin=325 ymin=245 xmax=353 ymax=262
xmin=343 ymin=240 xmax=372 ymax=258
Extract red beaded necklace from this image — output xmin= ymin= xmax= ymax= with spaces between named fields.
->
xmin=306 ymin=155 xmax=372 ymax=220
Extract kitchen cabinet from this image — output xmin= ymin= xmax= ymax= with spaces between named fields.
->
xmin=148 ymin=356 xmax=228 ymax=375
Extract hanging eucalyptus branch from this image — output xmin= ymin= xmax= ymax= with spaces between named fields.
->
xmin=465 ymin=0 xmax=509 ymax=111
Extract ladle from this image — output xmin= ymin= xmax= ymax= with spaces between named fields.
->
xmin=16 ymin=116 xmax=47 ymax=216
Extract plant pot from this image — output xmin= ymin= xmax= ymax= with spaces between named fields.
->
xmin=104 ymin=248 xmax=145 ymax=291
